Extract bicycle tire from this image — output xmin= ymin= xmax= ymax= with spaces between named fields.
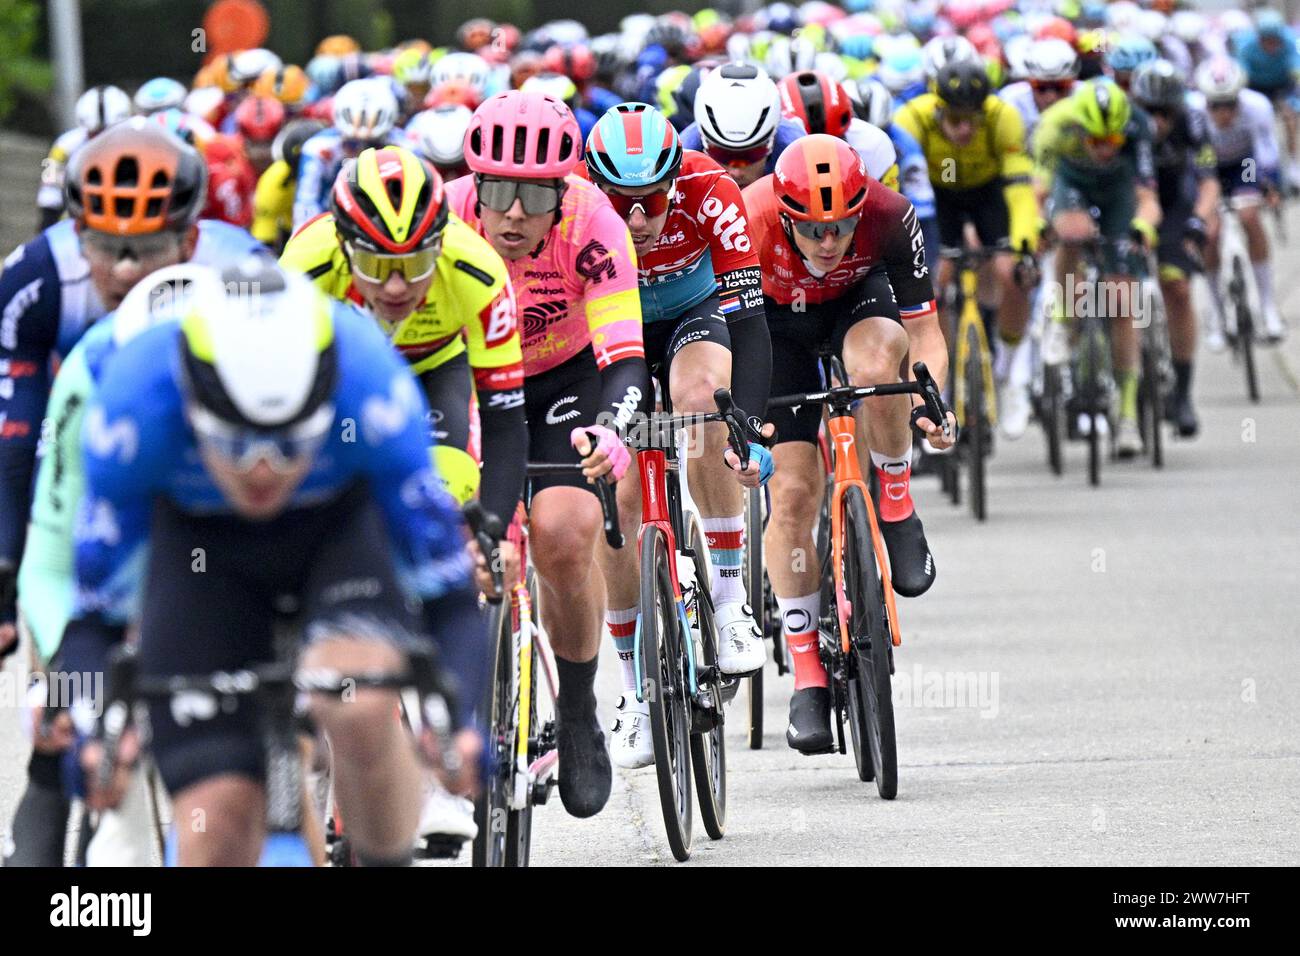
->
xmin=966 ymin=325 xmax=987 ymax=522
xmin=504 ymin=622 xmax=539 ymax=867
xmin=640 ymin=527 xmax=693 ymax=861
xmin=743 ymin=488 xmax=764 ymax=749
xmin=1230 ymin=255 xmax=1261 ymax=403
xmin=472 ymin=600 xmax=519 ymax=868
xmin=686 ymin=517 xmax=727 ymax=840
xmin=1083 ymin=322 xmax=1103 ymax=487
xmin=1141 ymin=339 xmax=1164 ymax=469
xmin=1042 ymin=363 xmax=1064 ymax=476
xmin=842 ymin=485 xmax=897 ymax=798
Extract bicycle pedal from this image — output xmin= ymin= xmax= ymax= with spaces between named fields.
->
xmin=415 ymin=835 xmax=466 ymax=860
xmin=533 ymin=776 xmax=558 ymax=806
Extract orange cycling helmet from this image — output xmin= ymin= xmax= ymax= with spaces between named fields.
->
xmin=65 ymin=118 xmax=209 ymax=235
xmin=773 ymin=133 xmax=869 ymax=222
xmin=317 ymin=35 xmax=361 ymax=57
xmin=253 ymin=64 xmax=311 ymax=107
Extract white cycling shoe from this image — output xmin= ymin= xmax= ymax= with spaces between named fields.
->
xmin=611 ymin=696 xmax=654 ymax=769
xmin=416 ymin=784 xmax=477 ymax=854
xmin=1042 ymin=320 xmax=1071 ymax=367
xmin=714 ymin=602 xmax=766 ymax=676
xmin=998 ymin=380 xmax=1032 ymax=440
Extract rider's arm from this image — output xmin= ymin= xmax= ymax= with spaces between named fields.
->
xmin=0 ymin=235 xmax=62 ymax=609
xmin=291 ymin=134 xmax=331 ymax=231
xmin=1188 ymin=110 xmax=1223 ymax=222
xmin=1246 ymin=91 xmax=1282 ymax=185
xmin=251 ymin=161 xmax=292 ymax=247
xmin=994 ymin=103 xmax=1040 ymax=253
xmin=883 ymin=199 xmax=947 ymax=392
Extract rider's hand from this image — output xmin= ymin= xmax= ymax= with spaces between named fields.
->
xmin=721 ymin=423 xmax=777 ymax=488
xmin=469 ymin=537 xmax=518 ymax=598
xmin=913 ymin=406 xmax=959 ymax=451
xmin=79 ymin=729 xmax=140 ymax=812
xmin=28 ymin=706 xmax=75 ymax=755
xmin=571 ymin=425 xmax=631 ymax=482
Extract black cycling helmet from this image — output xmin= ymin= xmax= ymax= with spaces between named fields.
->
xmin=1130 ymin=59 xmax=1185 ymax=112
xmin=934 ymin=59 xmax=991 ymax=111
xmin=273 ymin=118 xmax=327 ymax=170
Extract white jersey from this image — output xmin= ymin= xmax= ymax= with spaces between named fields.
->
xmin=1158 ymin=36 xmax=1193 ymax=80
xmin=1189 ymin=88 xmax=1280 ymax=174
xmin=844 ymin=117 xmax=898 ymax=184
xmin=38 ymin=128 xmax=88 ymax=213
xmin=999 ymin=81 xmax=1040 ymax=140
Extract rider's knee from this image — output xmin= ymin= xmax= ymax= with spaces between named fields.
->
xmin=672 ymin=369 xmax=729 ymax=415
xmin=530 ymin=503 xmax=600 ymax=581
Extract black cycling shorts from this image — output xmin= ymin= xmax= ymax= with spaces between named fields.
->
xmin=1156 ymin=199 xmax=1201 ymax=279
xmin=934 ymin=179 xmax=1011 ymax=252
xmin=766 ymin=266 xmax=899 ymax=446
xmin=140 ymin=483 xmax=420 ymax=794
xmin=1216 ymin=161 xmax=1266 ymax=198
xmin=523 ymin=347 xmax=604 ymax=499
xmin=641 ymin=293 xmax=732 ymax=394
xmin=418 ymin=351 xmax=473 ymax=455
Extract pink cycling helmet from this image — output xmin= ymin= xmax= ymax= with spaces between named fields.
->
xmin=465 ymin=90 xmax=582 ymax=178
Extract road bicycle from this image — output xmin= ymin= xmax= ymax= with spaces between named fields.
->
xmin=1215 ymin=196 xmax=1263 ymax=403
xmin=629 ymin=389 xmax=761 ymax=861
xmin=1136 ymin=253 xmax=1173 ymax=469
xmin=465 ymin=472 xmax=620 ymax=868
xmin=765 ymin=362 xmax=949 ymax=799
xmin=939 ymin=247 xmax=1000 ymax=521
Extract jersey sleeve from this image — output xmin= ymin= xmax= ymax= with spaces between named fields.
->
xmin=448 ymin=231 xmax=526 ymax=394
xmin=577 ymin=200 xmax=645 ymax=370
xmin=881 ymin=196 xmax=937 ymax=318
xmin=252 ymin=161 xmax=292 ymax=245
xmin=1 ymin=235 xmax=62 ymax=569
xmin=993 ymin=102 xmax=1039 ymax=252
xmin=695 ymin=170 xmax=762 ymax=275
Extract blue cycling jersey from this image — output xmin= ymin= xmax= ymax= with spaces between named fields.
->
xmin=889 ymin=122 xmax=936 ymax=220
xmin=292 ymin=127 xmax=408 ymax=230
xmin=1237 ymin=29 xmax=1300 ymax=91
xmin=680 ymin=117 xmax=807 ymax=176
xmin=73 ymin=302 xmax=471 ymax=623
xmin=0 ymin=219 xmax=265 ymax=569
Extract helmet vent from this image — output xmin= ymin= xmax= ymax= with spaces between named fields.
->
xmin=116 ymin=156 xmax=140 ymax=187
xmin=513 ymin=125 xmax=528 ymax=165
xmin=536 ymin=127 xmax=551 ymax=164
xmin=819 ymin=186 xmax=833 ymax=210
xmin=815 ymin=162 xmax=830 ymax=175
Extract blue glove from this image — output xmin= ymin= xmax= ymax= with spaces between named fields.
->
xmin=727 ymin=441 xmax=774 ymax=486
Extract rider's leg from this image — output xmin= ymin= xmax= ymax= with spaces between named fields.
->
xmin=1161 ymin=269 xmax=1200 ymax=436
xmin=993 ymin=251 xmax=1034 ymax=437
xmin=172 ymin=777 xmax=266 ymax=866
xmin=1241 ymin=203 xmax=1284 ymax=336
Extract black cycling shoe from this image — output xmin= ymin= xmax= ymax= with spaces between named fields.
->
xmin=1167 ymin=393 xmax=1199 ymax=438
xmin=878 ymin=511 xmax=937 ymax=598
xmin=556 ymin=707 xmax=612 ymax=819
xmin=786 ymin=686 xmax=834 ymax=754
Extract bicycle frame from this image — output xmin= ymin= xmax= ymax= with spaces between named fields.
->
xmin=952 ymin=265 xmax=999 ymax=429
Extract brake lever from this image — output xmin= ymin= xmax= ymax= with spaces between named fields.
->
xmin=462 ymin=501 xmax=505 ymax=602
xmin=712 ymin=387 xmax=767 ymax=470
xmin=96 ymin=644 xmax=139 ymax=794
xmin=911 ymin=361 xmax=952 ymax=440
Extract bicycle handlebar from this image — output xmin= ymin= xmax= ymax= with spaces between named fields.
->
xmin=712 ymin=388 xmax=770 ymax=470
xmin=767 ymin=362 xmax=951 ymax=440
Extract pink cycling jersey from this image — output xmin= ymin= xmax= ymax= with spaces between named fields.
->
xmin=446 ymin=174 xmax=644 ymax=376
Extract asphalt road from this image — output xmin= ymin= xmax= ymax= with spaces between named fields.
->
xmin=2 ymin=209 xmax=1298 ymax=868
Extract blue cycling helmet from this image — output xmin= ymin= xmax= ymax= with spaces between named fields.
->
xmin=843 ymin=0 xmax=875 ymax=13
xmin=134 ymin=77 xmax=187 ymax=114
xmin=878 ymin=47 xmax=925 ymax=94
xmin=585 ymin=102 xmax=682 ymax=187
xmin=1106 ymin=34 xmax=1157 ymax=73
xmin=306 ymin=55 xmax=343 ymax=95
xmin=838 ymin=33 xmax=875 ymax=61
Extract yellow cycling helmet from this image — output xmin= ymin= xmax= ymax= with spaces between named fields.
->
xmin=1075 ymin=79 xmax=1131 ymax=139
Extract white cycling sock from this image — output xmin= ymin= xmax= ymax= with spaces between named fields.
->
xmin=701 ymin=515 xmax=746 ymax=606
xmin=1253 ymin=260 xmax=1278 ymax=315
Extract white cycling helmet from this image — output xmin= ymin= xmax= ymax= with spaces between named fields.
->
xmin=764 ymin=34 xmax=818 ymax=79
xmin=405 ymin=105 xmax=473 ymax=168
xmin=332 ymin=78 xmax=399 ymax=141
xmin=1105 ymin=1 xmax=1140 ymax=34
xmin=432 ymin=51 xmax=491 ymax=96
xmin=1216 ymin=10 xmax=1252 ymax=37
xmin=694 ymin=61 xmax=782 ymax=150
xmin=1004 ymin=35 xmax=1036 ymax=83
xmin=230 ymin=48 xmax=283 ymax=87
xmin=848 ymin=77 xmax=894 ymax=129
xmin=1171 ymin=11 xmax=1207 ymax=46
xmin=183 ymin=86 xmax=226 ymax=124
xmin=133 ymin=77 xmax=188 ymax=115
xmin=112 ymin=263 xmax=225 ymax=348
xmin=1195 ymin=56 xmax=1247 ymax=105
xmin=1025 ymin=38 xmax=1080 ymax=82
xmin=75 ymin=85 xmax=133 ymax=135
xmin=1135 ymin=10 xmax=1168 ymax=43
xmin=813 ymin=51 xmax=849 ymax=84
xmin=921 ymin=35 xmax=978 ymax=81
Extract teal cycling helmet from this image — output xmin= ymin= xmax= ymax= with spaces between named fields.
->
xmin=1255 ymin=9 xmax=1287 ymax=39
xmin=585 ymin=102 xmax=682 ymax=187
xmin=1106 ymin=34 xmax=1157 ymax=73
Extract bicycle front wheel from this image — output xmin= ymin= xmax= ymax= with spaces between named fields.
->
xmin=686 ymin=517 xmax=727 ymax=840
xmin=842 ymin=485 xmax=898 ymax=799
xmin=640 ymin=527 xmax=693 ymax=861
xmin=472 ymin=599 xmax=516 ymax=867
xmin=966 ymin=324 xmax=988 ymax=522
xmin=743 ymin=487 xmax=764 ymax=749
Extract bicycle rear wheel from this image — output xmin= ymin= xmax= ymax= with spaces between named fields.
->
xmin=743 ymin=488 xmax=764 ymax=749
xmin=965 ymin=325 xmax=988 ymax=521
xmin=842 ymin=485 xmax=897 ymax=798
xmin=1140 ymin=340 xmax=1164 ymax=470
xmin=472 ymin=600 xmax=522 ymax=867
xmin=640 ymin=527 xmax=693 ymax=861
xmin=1042 ymin=363 xmax=1064 ymax=476
xmin=686 ymin=518 xmax=727 ymax=840
xmin=1231 ymin=257 xmax=1261 ymax=403
xmin=1081 ymin=322 xmax=1104 ymax=487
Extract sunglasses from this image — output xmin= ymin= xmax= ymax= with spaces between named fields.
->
xmin=188 ymin=402 xmax=335 ymax=474
xmin=1085 ymin=133 xmax=1125 ymax=148
xmin=1030 ymin=81 xmax=1073 ymax=96
xmin=477 ymin=177 xmax=567 ymax=215
xmin=82 ymin=229 xmax=183 ymax=264
xmin=345 ymin=238 xmax=440 ymax=283
xmin=703 ymin=139 xmax=773 ymax=168
xmin=788 ymin=215 xmax=861 ymax=241
xmin=602 ymin=183 xmax=674 ymax=219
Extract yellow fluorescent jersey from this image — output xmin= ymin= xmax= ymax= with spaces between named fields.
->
xmin=252 ymin=159 xmax=296 ymax=246
xmin=279 ymin=210 xmax=525 ymax=390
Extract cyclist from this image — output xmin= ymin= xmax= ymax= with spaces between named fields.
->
xmin=895 ymin=59 xmax=1041 ymax=439
xmin=292 ymin=78 xmax=404 ymax=229
xmin=1035 ymin=79 xmax=1161 ymax=458
xmin=1130 ymin=60 xmax=1219 ymax=438
xmin=446 ymin=90 xmax=651 ymax=807
xmin=1235 ymin=8 xmax=1300 ymax=190
xmin=1104 ymin=34 xmax=1157 ymax=93
xmin=280 ymin=145 xmax=527 ymax=532
xmin=66 ymin=258 xmax=484 ymax=867
xmin=251 ymin=118 xmax=326 ymax=251
xmin=2 ymin=121 xmax=264 ymax=864
xmin=232 ymin=94 xmax=286 ymax=176
xmin=778 ymin=69 xmax=901 ymax=191
xmin=742 ymin=134 xmax=955 ymax=753
xmin=576 ymin=102 xmax=773 ymax=768
xmin=132 ymin=77 xmax=188 ymax=116
xmin=405 ymin=104 xmax=473 ymax=180
xmin=1193 ymin=57 xmax=1287 ymax=346
xmin=36 ymin=85 xmax=133 ymax=231
xmin=683 ymin=61 xmax=808 ymax=188
xmin=1000 ymin=38 xmax=1081 ymax=139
